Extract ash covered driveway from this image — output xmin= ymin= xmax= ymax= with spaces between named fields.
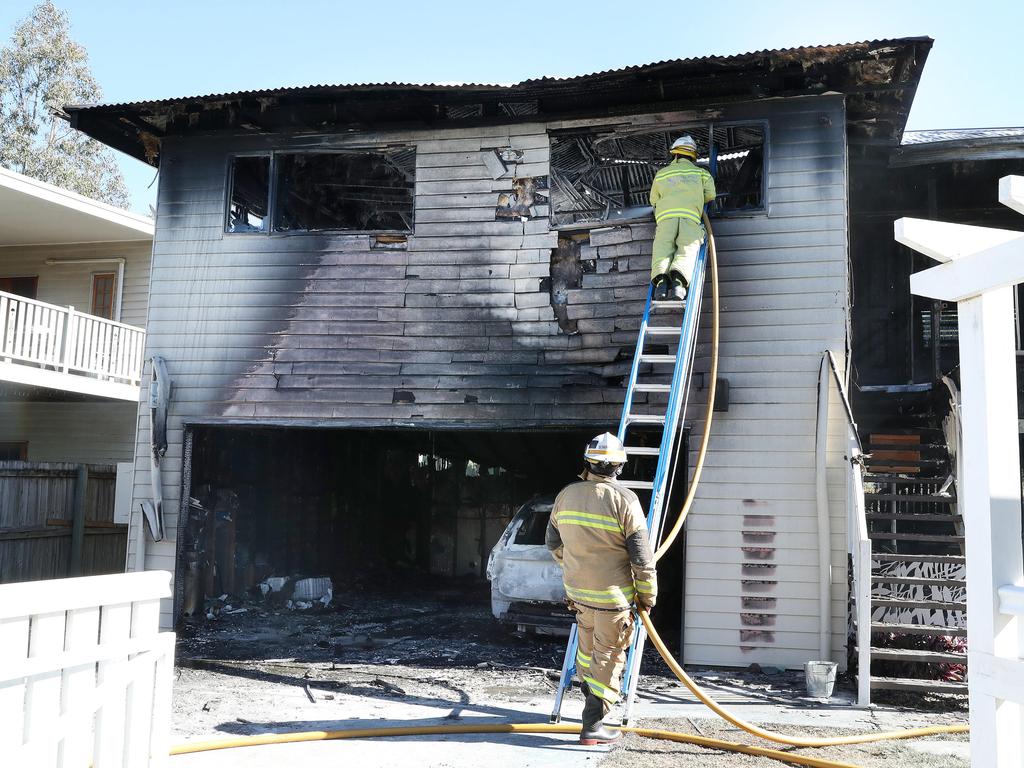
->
xmin=171 ymin=584 xmax=968 ymax=767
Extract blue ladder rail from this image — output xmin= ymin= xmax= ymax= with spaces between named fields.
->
xmin=549 ymin=235 xmax=710 ymax=725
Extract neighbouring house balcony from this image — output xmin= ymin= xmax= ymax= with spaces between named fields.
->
xmin=0 ymin=290 xmax=145 ymax=401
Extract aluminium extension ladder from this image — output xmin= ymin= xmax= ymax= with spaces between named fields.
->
xmin=549 ymin=234 xmax=710 ymax=727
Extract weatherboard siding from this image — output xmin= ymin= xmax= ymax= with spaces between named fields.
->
xmin=130 ymin=95 xmax=852 ymax=670
xmin=0 ymin=401 xmax=138 ymax=464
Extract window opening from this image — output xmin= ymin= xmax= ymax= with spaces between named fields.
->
xmin=91 ymin=273 xmax=117 ymax=319
xmin=0 ymin=442 xmax=28 ymax=460
xmin=711 ymin=124 xmax=765 ymax=212
xmin=272 ymin=150 xmax=415 ymax=233
xmin=549 ymin=123 xmax=765 ymax=229
xmin=0 ymin=276 xmax=39 ymax=299
xmin=227 ymin=155 xmax=270 ymax=233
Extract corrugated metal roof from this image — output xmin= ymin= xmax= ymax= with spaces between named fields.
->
xmin=902 ymin=127 xmax=1024 ymax=145
xmin=69 ymin=38 xmax=929 ymax=112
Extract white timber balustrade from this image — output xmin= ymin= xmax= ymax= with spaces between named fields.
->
xmin=896 ymin=174 xmax=1024 ymax=767
xmin=0 ymin=290 xmax=145 ymax=401
xmin=0 ymin=571 xmax=175 ymax=768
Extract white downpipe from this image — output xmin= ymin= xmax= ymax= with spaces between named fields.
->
xmin=814 ymin=353 xmax=832 ymax=662
xmin=43 ymin=256 xmax=126 ymax=321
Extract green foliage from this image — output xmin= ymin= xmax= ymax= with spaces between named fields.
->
xmin=0 ymin=1 xmax=129 ymax=207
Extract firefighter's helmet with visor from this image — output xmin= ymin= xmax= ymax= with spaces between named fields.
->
xmin=584 ymin=432 xmax=627 ymax=477
xmin=669 ymin=134 xmax=698 ymax=159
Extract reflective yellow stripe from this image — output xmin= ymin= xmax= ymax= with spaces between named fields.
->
xmin=576 ymin=651 xmax=591 ymax=668
xmin=556 ymin=510 xmax=619 ymax=524
xmin=655 ymin=207 xmax=702 ymax=224
xmin=565 ymin=584 xmax=635 ymax=604
xmin=655 ymin=169 xmax=707 ymax=179
xmin=583 ymin=676 xmax=619 ymax=704
xmin=635 ymin=580 xmax=655 ymax=594
xmin=557 ymin=518 xmax=621 ymax=533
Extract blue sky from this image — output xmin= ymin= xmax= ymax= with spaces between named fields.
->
xmin=1 ymin=0 xmax=1021 ymax=213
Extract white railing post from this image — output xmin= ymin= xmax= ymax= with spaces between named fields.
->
xmin=846 ymin=426 xmax=872 ymax=708
xmin=897 ymin=175 xmax=1024 ymax=767
xmin=62 ymin=306 xmax=77 ymax=374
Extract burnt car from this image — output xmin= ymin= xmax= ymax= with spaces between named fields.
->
xmin=486 ymin=495 xmax=572 ymax=635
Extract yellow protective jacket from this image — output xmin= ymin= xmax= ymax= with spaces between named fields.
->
xmin=545 ymin=472 xmax=657 ymax=610
xmin=649 ymin=157 xmax=716 ymax=226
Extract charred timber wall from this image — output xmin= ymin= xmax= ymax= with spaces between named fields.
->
xmin=132 ymin=96 xmax=852 ymax=669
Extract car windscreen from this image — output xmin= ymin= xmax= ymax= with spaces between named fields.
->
xmin=513 ymin=502 xmax=553 ymax=545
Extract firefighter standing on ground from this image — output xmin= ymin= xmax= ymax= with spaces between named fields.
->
xmin=649 ymin=134 xmax=716 ymax=301
xmin=545 ymin=433 xmax=657 ymax=745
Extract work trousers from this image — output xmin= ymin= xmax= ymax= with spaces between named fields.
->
xmin=651 ymin=217 xmax=705 ymax=284
xmin=573 ymin=603 xmax=635 ymax=714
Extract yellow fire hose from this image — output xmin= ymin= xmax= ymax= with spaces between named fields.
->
xmin=170 ymin=216 xmax=967 ymax=765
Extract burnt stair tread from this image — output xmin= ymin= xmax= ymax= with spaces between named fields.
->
xmin=867 ymin=532 xmax=964 ymax=542
xmin=870 ymin=622 xmax=967 ymax=636
xmin=871 ymin=575 xmax=965 ymax=586
xmin=865 ymin=513 xmax=961 ymax=522
xmin=872 ymin=553 xmax=965 ymax=564
xmin=869 ymin=676 xmax=968 ymax=693
xmin=869 ymin=647 xmax=967 ymax=664
xmin=872 ymin=597 xmax=966 ymax=610
xmin=863 ymin=474 xmax=951 ymax=483
xmin=864 ymin=493 xmax=957 ymax=503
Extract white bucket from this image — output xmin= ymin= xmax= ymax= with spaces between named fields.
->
xmin=804 ymin=661 xmax=838 ymax=698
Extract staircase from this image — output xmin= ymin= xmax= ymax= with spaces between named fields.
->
xmin=860 ymin=430 xmax=968 ymax=695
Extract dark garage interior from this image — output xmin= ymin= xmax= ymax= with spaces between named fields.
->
xmin=177 ymin=425 xmax=686 ymax=654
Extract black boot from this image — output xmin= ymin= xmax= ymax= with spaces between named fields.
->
xmin=651 ymin=274 xmax=670 ymax=301
xmin=579 ymin=692 xmax=621 ymax=745
xmin=669 ymin=272 xmax=688 ymax=302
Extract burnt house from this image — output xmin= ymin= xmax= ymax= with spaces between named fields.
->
xmin=68 ymin=38 xmax=934 ymax=670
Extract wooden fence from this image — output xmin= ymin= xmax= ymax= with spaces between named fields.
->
xmin=0 ymin=462 xmax=127 ymax=584
xmin=0 ymin=570 xmax=175 ymax=767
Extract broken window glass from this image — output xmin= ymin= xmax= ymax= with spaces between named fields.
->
xmin=272 ymin=149 xmax=415 ymax=233
xmin=549 ymin=123 xmax=765 ymax=229
xmin=711 ymin=124 xmax=765 ymax=212
xmin=226 ymin=155 xmax=270 ymax=233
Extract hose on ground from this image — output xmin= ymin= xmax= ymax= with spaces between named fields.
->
xmin=169 ymin=217 xmax=968 ymax=766
xmin=169 ymin=722 xmax=868 ymax=768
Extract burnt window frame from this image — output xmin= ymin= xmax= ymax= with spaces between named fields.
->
xmin=225 ymin=152 xmax=272 ymax=234
xmin=224 ymin=147 xmax=416 ymax=236
xmin=547 ymin=119 xmax=769 ymax=231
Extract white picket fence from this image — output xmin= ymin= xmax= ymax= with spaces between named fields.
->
xmin=0 ymin=571 xmax=174 ymax=768
xmin=0 ymin=290 xmax=146 ymax=387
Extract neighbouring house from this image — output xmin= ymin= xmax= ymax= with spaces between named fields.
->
xmin=67 ymin=38 xmax=942 ymax=676
xmin=0 ymin=167 xmax=152 ymax=582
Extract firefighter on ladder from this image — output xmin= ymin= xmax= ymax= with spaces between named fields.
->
xmin=546 ymin=432 xmax=657 ymax=745
xmin=649 ymin=134 xmax=716 ymax=301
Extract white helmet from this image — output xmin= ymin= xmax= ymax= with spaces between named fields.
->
xmin=584 ymin=432 xmax=627 ymax=475
xmin=670 ymin=134 xmax=698 ymax=158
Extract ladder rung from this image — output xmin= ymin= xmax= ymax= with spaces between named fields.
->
xmin=626 ymin=414 xmax=666 ymax=424
xmin=639 ymin=355 xmax=676 ymax=364
xmin=624 ymin=447 xmax=660 ymax=456
xmin=650 ymin=301 xmax=685 ymax=310
xmin=619 ymin=480 xmax=654 ymax=490
xmin=646 ymin=327 xmax=680 ymax=336
xmin=634 ymin=384 xmax=671 ymax=393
